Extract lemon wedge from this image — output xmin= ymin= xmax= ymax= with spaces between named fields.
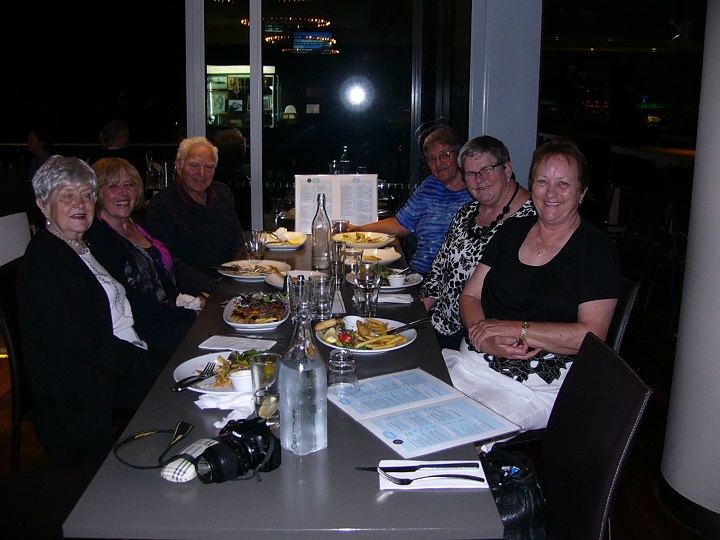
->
xmin=258 ymin=397 xmax=279 ymax=419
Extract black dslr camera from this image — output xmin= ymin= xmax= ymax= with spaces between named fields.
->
xmin=195 ymin=417 xmax=281 ymax=484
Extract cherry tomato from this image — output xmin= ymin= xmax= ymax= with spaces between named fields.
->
xmin=338 ymin=332 xmax=353 ymax=344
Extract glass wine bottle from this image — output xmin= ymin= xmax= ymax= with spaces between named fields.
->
xmin=311 ymin=193 xmax=331 ymax=270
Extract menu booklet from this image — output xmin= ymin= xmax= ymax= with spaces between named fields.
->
xmin=294 ymin=174 xmax=378 ymax=233
xmin=328 ymin=368 xmax=520 ymax=459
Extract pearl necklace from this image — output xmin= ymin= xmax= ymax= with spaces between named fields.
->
xmin=46 ymin=221 xmax=89 ymax=254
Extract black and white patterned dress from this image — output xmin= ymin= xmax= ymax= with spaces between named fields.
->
xmin=420 ymin=198 xmax=536 ymax=336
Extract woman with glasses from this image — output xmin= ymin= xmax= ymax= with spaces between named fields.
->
xmin=347 ymin=127 xmax=473 ymax=275
xmin=444 ymin=137 xmax=622 ymax=432
xmin=145 ymin=136 xmax=246 ymax=295
xmin=420 ymin=136 xmax=535 ymax=349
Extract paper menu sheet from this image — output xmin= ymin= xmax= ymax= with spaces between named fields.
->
xmin=294 ymin=174 xmax=378 ymax=233
xmin=328 ymin=368 xmax=520 ymax=459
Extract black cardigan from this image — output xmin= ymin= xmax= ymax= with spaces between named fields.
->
xmin=17 ymin=229 xmax=165 ymax=465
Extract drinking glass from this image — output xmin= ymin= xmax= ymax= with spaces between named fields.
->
xmin=329 ymin=240 xmax=346 ymax=287
xmin=328 ymin=349 xmax=360 ymax=398
xmin=246 ymin=229 xmax=266 ymax=260
xmin=343 ymin=247 xmax=364 ymax=277
xmin=353 ymin=260 xmax=381 ymax=317
xmin=254 ymin=388 xmax=280 ymax=428
xmin=288 ymin=276 xmax=310 ymax=322
xmin=309 ymin=274 xmax=336 ymax=321
xmin=332 ymin=220 xmax=350 ymax=234
xmin=250 ymin=352 xmax=281 ymax=392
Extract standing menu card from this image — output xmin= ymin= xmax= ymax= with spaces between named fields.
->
xmin=294 ymin=174 xmax=378 ymax=233
xmin=328 ymin=368 xmax=520 ymax=459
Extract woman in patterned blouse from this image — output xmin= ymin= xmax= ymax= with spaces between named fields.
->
xmin=420 ymin=136 xmax=534 ymax=349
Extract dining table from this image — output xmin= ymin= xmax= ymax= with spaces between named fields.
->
xmin=63 ymin=239 xmax=504 ymax=539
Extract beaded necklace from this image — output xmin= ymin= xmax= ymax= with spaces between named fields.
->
xmin=46 ymin=221 xmax=89 ymax=254
xmin=470 ymin=181 xmax=520 ymax=241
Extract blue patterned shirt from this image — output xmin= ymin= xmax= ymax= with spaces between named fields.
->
xmin=394 ymin=176 xmax=473 ymax=274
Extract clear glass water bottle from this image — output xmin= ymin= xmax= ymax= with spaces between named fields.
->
xmin=339 ymin=145 xmax=350 ymax=174
xmin=279 ymin=295 xmax=328 ymax=456
xmin=311 ymin=193 xmax=331 ymax=270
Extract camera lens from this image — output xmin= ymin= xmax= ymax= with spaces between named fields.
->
xmin=196 ymin=443 xmax=247 ymax=484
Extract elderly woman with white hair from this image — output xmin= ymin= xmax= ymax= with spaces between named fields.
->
xmin=17 ymin=156 xmax=166 ymax=466
xmin=144 ymin=136 xmax=246 ymax=295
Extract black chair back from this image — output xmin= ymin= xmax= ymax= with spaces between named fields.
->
xmin=540 ymin=333 xmax=651 ymax=539
xmin=0 ymin=256 xmax=33 ymax=474
xmin=606 ymin=278 xmax=640 ymax=353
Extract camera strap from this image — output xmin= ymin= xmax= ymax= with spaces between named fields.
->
xmin=113 ymin=421 xmax=196 ymax=469
xmin=230 ymin=435 xmax=277 ymax=483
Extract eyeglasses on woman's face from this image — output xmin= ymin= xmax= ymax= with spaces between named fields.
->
xmin=426 ymin=150 xmax=455 ymax=165
xmin=463 ymin=161 xmax=506 ymax=182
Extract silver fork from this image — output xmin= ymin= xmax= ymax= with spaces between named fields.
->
xmin=171 ymin=361 xmax=217 ymax=392
xmin=378 ymin=468 xmax=485 ymax=486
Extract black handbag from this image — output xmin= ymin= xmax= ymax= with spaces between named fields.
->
xmin=480 ymin=448 xmax=548 ymax=540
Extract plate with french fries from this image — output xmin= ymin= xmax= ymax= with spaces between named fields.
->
xmin=223 ymin=291 xmax=290 ymax=330
xmin=217 ymin=260 xmax=290 ymax=281
xmin=333 ymin=231 xmax=395 ymax=249
xmin=315 ymin=316 xmax=416 ymax=354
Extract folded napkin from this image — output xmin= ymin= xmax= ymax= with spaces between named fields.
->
xmin=198 ymin=335 xmax=277 ymax=351
xmin=377 ymin=294 xmax=414 ymax=304
xmin=176 ymin=293 xmax=204 ymax=310
xmin=161 ymin=438 xmax=218 ymax=483
xmin=378 ymin=460 xmax=487 ymax=491
xmin=332 ymin=290 xmax=346 ymax=313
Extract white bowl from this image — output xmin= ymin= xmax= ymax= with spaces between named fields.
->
xmin=387 ymin=275 xmax=406 ymax=287
xmin=229 ymin=370 xmax=252 ymax=392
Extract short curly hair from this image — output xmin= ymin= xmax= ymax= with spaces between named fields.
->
xmin=32 ymin=156 xmax=97 ymax=207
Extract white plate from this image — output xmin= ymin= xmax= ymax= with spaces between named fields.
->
xmin=264 ymin=231 xmax=307 ymax=251
xmin=333 ymin=232 xmax=395 ymax=249
xmin=217 ymin=260 xmax=290 ymax=281
xmin=347 ymin=272 xmax=423 ymax=292
xmin=173 ymin=352 xmax=245 ymax=394
xmin=361 ymin=248 xmax=402 ymax=265
xmin=223 ymin=292 xmax=290 ymax=330
xmin=265 ymin=269 xmax=327 ymax=289
xmin=316 ymin=316 xmax=417 ymax=354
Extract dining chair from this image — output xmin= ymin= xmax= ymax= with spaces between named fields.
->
xmin=0 ymin=212 xmax=32 ymax=474
xmin=494 ymin=277 xmax=641 ymax=453
xmin=539 ymin=332 xmax=652 ymax=539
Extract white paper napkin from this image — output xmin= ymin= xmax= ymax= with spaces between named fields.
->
xmin=198 ymin=335 xmax=277 ymax=351
xmin=194 ymin=392 xmax=255 ymax=428
xmin=176 ymin=293 xmax=204 ymax=310
xmin=377 ymin=294 xmax=413 ymax=304
xmin=378 ymin=460 xmax=487 ymax=490
xmin=332 ymin=290 xmax=346 ymax=313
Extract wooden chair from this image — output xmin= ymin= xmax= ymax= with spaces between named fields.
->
xmin=539 ymin=332 xmax=652 ymax=539
xmin=0 ymin=212 xmax=33 ymax=474
xmin=495 ymin=277 xmax=641 ymax=452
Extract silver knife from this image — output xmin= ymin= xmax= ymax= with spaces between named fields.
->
xmin=171 ymin=373 xmax=215 ymax=392
xmin=387 ymin=318 xmax=430 ymax=335
xmin=355 ymin=462 xmax=480 ymax=473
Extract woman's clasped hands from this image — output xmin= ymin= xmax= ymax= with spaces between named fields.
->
xmin=467 ymin=319 xmax=540 ymax=359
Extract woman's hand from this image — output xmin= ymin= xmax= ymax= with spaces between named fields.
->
xmin=468 ymin=319 xmax=540 ymax=359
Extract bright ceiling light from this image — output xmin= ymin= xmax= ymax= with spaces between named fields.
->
xmin=341 ymin=77 xmax=373 ymax=112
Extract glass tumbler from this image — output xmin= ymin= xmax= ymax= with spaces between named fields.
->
xmin=328 ymin=349 xmax=360 ymax=397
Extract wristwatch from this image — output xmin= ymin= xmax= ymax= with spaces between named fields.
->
xmin=518 ymin=321 xmax=530 ymax=343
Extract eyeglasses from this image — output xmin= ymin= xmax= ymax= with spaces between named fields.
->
xmin=186 ymin=162 xmax=216 ymax=173
xmin=463 ymin=161 xmax=506 ymax=182
xmin=426 ymin=150 xmax=455 ymax=165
